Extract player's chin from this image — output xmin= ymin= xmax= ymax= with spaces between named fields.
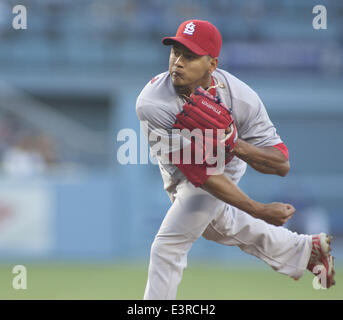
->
xmin=170 ymin=76 xmax=188 ymax=87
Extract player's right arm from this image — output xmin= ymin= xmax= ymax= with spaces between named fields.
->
xmin=201 ymin=173 xmax=295 ymax=226
xmin=172 ymin=145 xmax=295 ymax=226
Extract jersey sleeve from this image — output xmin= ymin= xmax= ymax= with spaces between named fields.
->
xmin=238 ymin=96 xmax=283 ymax=148
xmin=170 ymin=142 xmax=210 ymax=188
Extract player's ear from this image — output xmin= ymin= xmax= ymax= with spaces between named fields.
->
xmin=209 ymin=57 xmax=218 ymax=74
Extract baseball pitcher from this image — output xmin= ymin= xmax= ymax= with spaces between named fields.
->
xmin=136 ymin=20 xmax=335 ymax=299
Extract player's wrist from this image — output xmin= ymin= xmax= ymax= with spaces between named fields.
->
xmin=231 ymin=138 xmax=244 ymax=155
xmin=250 ymin=201 xmax=266 ymax=219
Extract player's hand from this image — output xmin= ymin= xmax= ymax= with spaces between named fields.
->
xmin=257 ymin=202 xmax=295 ymax=226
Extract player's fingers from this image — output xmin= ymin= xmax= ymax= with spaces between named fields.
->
xmin=284 ymin=204 xmax=296 ymax=216
xmin=281 ymin=208 xmax=295 ymax=224
xmin=285 ymin=203 xmax=295 ymax=211
xmin=276 ymin=213 xmax=293 ymax=226
xmin=225 ymin=126 xmax=232 ymax=134
xmin=281 ymin=216 xmax=292 ymax=225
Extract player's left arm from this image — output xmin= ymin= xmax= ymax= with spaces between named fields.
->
xmin=232 ymin=139 xmax=290 ymax=177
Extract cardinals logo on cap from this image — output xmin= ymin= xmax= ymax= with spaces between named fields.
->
xmin=183 ymin=22 xmax=195 ymax=35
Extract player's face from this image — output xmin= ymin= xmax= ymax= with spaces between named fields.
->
xmin=169 ymin=43 xmax=217 ymax=90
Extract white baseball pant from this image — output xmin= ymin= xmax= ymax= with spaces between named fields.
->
xmin=143 ymin=180 xmax=312 ymax=300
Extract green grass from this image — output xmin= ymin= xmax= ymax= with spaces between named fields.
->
xmin=0 ymin=262 xmax=342 ymax=300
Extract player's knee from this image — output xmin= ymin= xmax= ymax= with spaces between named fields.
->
xmin=150 ymin=234 xmax=194 ymax=261
xmin=150 ymin=237 xmax=170 ymax=261
xmin=150 ymin=238 xmax=162 ymax=254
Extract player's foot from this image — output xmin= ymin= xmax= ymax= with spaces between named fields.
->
xmin=307 ymin=233 xmax=335 ymax=288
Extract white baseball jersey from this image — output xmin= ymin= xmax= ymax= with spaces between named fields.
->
xmin=136 ymin=68 xmax=282 ymax=194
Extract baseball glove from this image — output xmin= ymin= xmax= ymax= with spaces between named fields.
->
xmin=172 ymin=86 xmax=238 ymax=166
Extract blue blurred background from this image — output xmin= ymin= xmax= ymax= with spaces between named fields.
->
xmin=0 ymin=0 xmax=342 ymax=270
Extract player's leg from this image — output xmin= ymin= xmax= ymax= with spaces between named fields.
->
xmin=144 ymin=181 xmax=226 ymax=300
xmin=202 ymin=205 xmax=312 ymax=280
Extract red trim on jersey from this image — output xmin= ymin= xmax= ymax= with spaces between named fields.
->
xmin=169 ymin=142 xmax=209 ymax=188
xmin=207 ymin=76 xmax=216 ymax=97
xmin=151 ymin=76 xmax=159 ymax=84
xmin=272 ymin=143 xmax=289 ymax=160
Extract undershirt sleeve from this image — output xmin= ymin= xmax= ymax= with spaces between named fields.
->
xmin=272 ymin=142 xmax=289 ymax=160
xmin=169 ymin=142 xmax=210 ymax=188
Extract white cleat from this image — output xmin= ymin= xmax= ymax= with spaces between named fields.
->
xmin=307 ymin=233 xmax=335 ymax=289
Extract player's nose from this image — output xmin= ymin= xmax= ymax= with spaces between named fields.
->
xmin=174 ymin=55 xmax=185 ymax=67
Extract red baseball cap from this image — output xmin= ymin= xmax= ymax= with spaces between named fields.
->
xmin=162 ymin=20 xmax=222 ymax=58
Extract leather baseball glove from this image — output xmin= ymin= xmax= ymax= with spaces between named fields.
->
xmin=172 ymin=86 xmax=238 ymax=166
